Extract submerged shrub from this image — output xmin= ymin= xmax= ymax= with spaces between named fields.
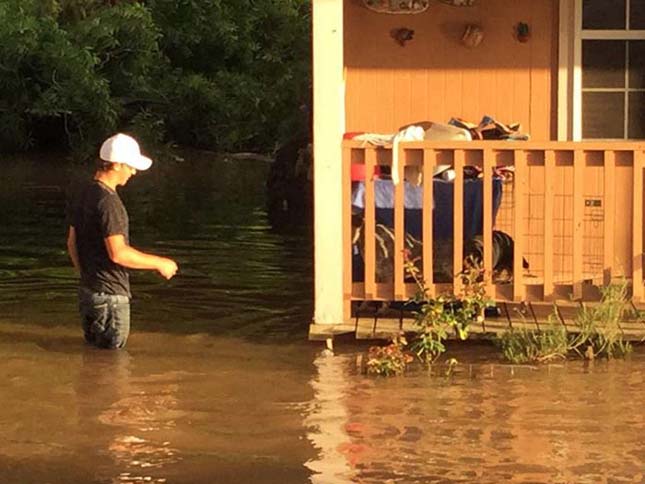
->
xmin=498 ymin=282 xmax=633 ymax=363
xmin=366 ymin=335 xmax=413 ymax=376
xmin=497 ymin=321 xmax=569 ymax=364
xmin=368 ymin=255 xmax=634 ymax=374
xmin=569 ymin=282 xmax=633 ymax=359
xmin=406 ymin=256 xmax=493 ymax=365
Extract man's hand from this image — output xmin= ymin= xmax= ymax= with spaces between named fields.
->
xmin=157 ymin=258 xmax=178 ymax=280
xmin=105 ymin=235 xmax=178 ymax=279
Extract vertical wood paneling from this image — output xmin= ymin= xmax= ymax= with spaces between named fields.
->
xmin=410 ymin=70 xmax=429 ymax=124
xmin=483 ymin=149 xmax=494 ymax=295
xmin=365 ymin=68 xmax=395 ymax=132
xmin=529 ymin=0 xmax=556 ymax=140
xmin=478 ymin=63 xmax=498 ymax=122
xmin=344 ymin=0 xmax=556 ymax=139
xmin=512 ymin=66 xmax=531 ymax=138
xmin=423 ymin=149 xmax=435 ymax=296
xmin=393 ymin=70 xmax=412 ymax=130
xmin=460 ymin=50 xmax=480 ymax=123
xmin=364 ymin=148 xmax=377 ymax=299
xmin=453 ymin=150 xmax=465 ymax=294
xmin=603 ymin=151 xmax=616 ymax=285
xmin=544 ymin=150 xmax=555 ymax=299
xmin=496 ymin=65 xmax=517 ymax=127
xmin=394 ymin=146 xmax=405 ymax=300
xmin=513 ymin=151 xmax=526 ymax=301
xmin=344 ymin=66 xmax=361 ymax=133
xmin=633 ymin=151 xmax=644 ymax=301
xmin=573 ymin=150 xmax=584 ymax=299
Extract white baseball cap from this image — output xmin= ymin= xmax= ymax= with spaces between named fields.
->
xmin=99 ymin=133 xmax=153 ymax=171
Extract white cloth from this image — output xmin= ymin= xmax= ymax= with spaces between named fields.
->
xmin=391 ymin=125 xmax=425 ymax=185
xmin=424 ymin=122 xmax=472 ymax=178
xmin=352 ymin=133 xmax=393 ymax=146
xmin=352 ymin=122 xmax=471 ymax=185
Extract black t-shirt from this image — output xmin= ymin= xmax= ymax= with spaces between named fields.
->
xmin=70 ymin=180 xmax=131 ymax=297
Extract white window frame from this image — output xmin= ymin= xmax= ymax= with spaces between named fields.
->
xmin=559 ymin=0 xmax=645 ymax=140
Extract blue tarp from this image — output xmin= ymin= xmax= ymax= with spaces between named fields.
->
xmin=351 ymin=177 xmax=503 ymax=240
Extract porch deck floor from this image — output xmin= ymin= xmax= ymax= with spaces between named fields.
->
xmin=309 ymin=301 xmax=645 ymax=342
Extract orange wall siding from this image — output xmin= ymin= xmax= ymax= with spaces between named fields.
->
xmin=344 ymin=0 xmax=558 ymax=140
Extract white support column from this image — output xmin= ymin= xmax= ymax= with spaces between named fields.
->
xmin=572 ymin=0 xmax=583 ymax=141
xmin=313 ymin=0 xmax=345 ymax=325
xmin=557 ymin=0 xmax=575 ymax=141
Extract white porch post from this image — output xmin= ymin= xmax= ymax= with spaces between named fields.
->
xmin=557 ymin=0 xmax=575 ymax=141
xmin=312 ymin=0 xmax=345 ymax=325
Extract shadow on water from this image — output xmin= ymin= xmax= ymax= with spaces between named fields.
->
xmin=0 ymin=150 xmax=313 ymax=342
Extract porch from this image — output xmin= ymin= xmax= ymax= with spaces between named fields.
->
xmin=310 ymin=139 xmax=645 ymax=341
xmin=309 ymin=0 xmax=645 ymax=341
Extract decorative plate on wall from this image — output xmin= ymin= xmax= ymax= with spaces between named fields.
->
xmin=438 ymin=0 xmax=477 ymax=6
xmin=362 ymin=0 xmax=430 ymax=14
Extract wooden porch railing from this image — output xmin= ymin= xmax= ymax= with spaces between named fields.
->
xmin=343 ymin=140 xmax=645 ymax=322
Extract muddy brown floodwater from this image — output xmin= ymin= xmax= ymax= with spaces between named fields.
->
xmin=0 ymin=153 xmax=643 ymax=483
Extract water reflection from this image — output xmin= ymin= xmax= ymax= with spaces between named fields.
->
xmin=76 ymin=350 xmax=180 ymax=483
xmin=0 ymin=324 xmax=317 ymax=483
xmin=304 ymin=354 xmax=645 ymax=484
xmin=305 ymin=352 xmax=354 ymax=483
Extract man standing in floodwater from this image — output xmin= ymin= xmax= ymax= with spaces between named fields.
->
xmin=66 ymin=133 xmax=178 ymax=349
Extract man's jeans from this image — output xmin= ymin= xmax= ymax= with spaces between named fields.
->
xmin=79 ymin=287 xmax=131 ymax=349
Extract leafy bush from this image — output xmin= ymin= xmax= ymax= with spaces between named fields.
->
xmin=406 ymin=256 xmax=493 ymax=364
xmin=366 ymin=335 xmax=413 ymax=376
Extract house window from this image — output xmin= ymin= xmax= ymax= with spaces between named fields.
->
xmin=577 ymin=0 xmax=645 ymax=139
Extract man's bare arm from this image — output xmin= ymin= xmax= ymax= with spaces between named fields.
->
xmin=67 ymin=226 xmax=81 ymax=273
xmin=104 ymin=234 xmax=178 ymax=279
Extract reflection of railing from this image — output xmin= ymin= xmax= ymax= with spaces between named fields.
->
xmin=342 ymin=140 xmax=645 ymax=321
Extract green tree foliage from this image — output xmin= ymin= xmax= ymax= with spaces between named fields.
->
xmin=149 ymin=0 xmax=311 ymax=150
xmin=0 ymin=0 xmax=117 ymax=151
xmin=0 ymin=0 xmax=311 ymax=154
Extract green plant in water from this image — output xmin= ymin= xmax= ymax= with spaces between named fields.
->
xmin=366 ymin=334 xmax=413 ymax=376
xmin=497 ymin=318 xmax=569 ymax=364
xmin=569 ymin=282 xmax=632 ymax=359
xmin=405 ymin=254 xmax=494 ymax=365
xmin=497 ymin=282 xmax=633 ymax=363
